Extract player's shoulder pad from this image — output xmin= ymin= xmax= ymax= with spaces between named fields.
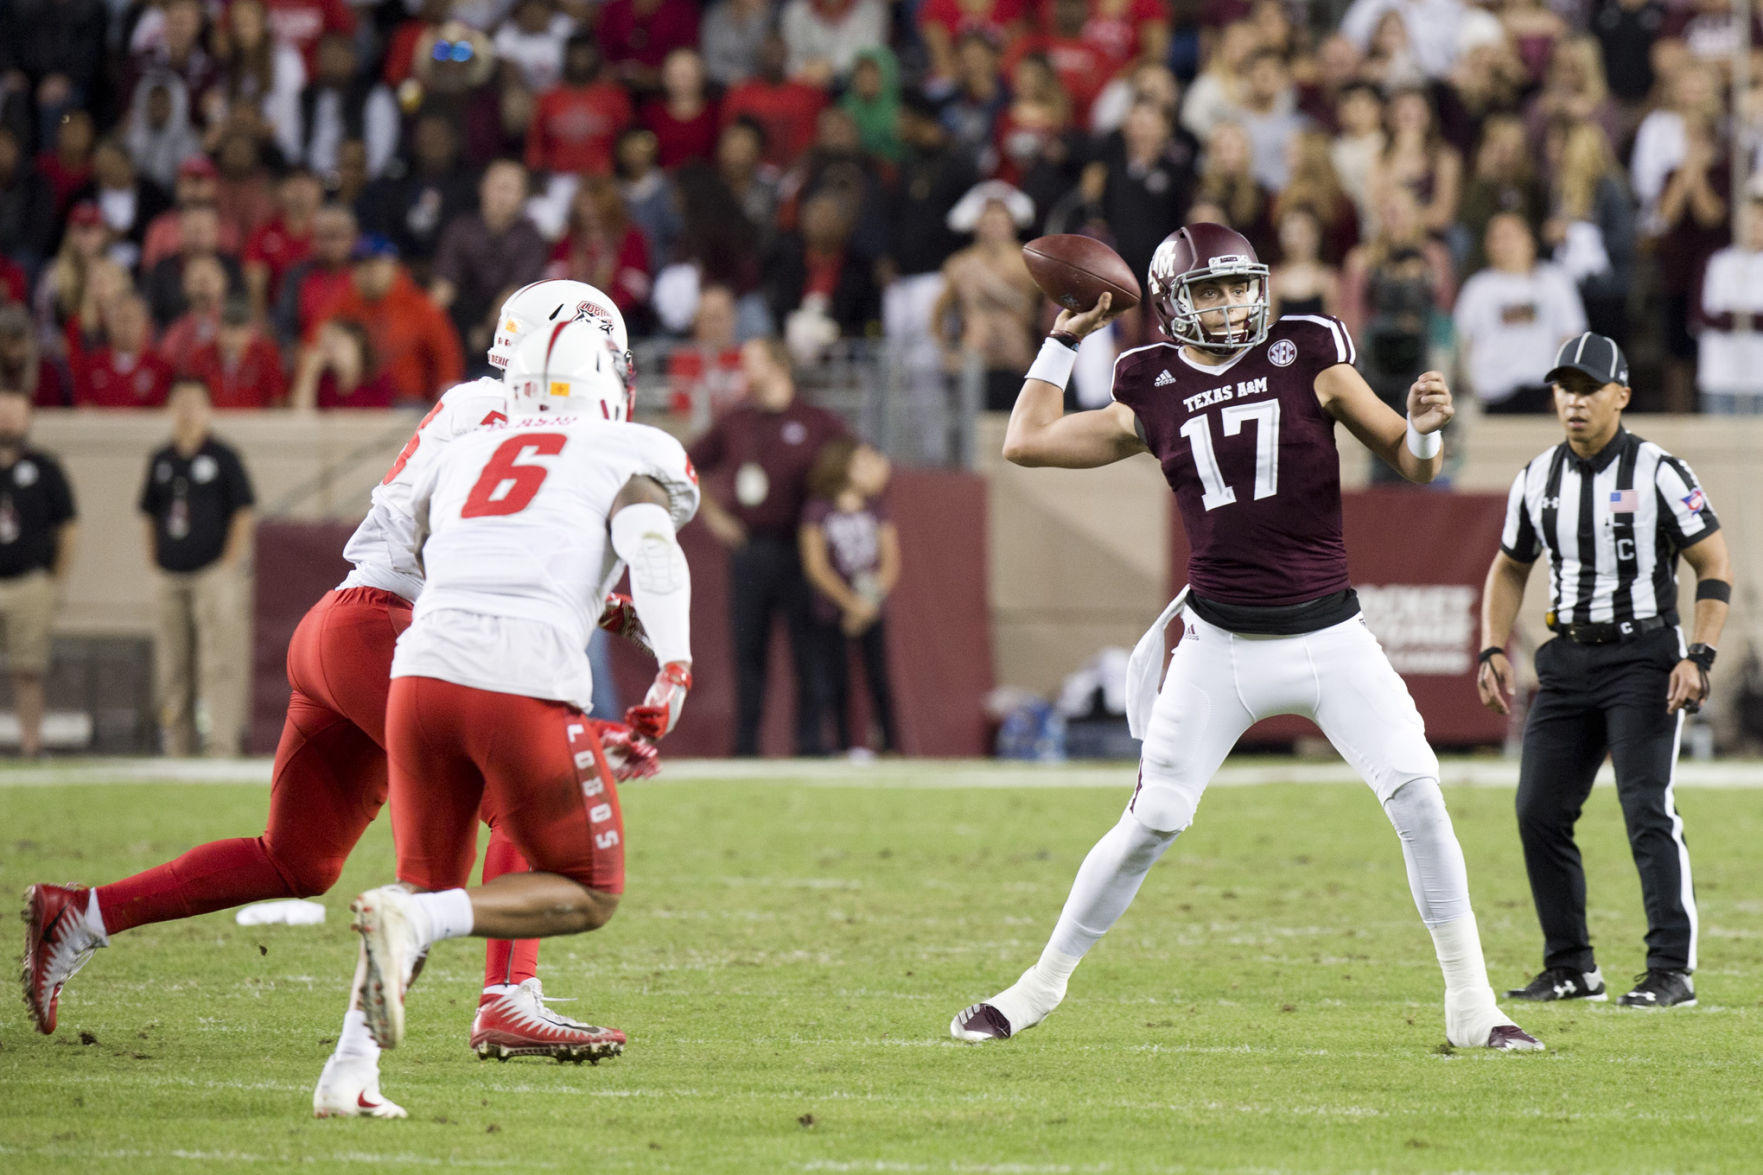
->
xmin=1271 ymin=314 xmax=1357 ymax=368
xmin=615 ymin=422 xmax=701 ymax=529
xmin=1109 ymin=340 xmax=1181 ymax=403
xmin=436 ymin=377 xmax=512 ymax=435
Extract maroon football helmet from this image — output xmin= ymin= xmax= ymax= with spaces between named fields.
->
xmin=1146 ymin=223 xmax=1272 ymax=352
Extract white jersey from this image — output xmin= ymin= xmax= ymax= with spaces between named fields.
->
xmin=393 ymin=416 xmax=699 ymax=711
xmin=338 ymin=378 xmax=509 ymax=603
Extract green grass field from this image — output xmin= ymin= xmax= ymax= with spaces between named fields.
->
xmin=3 ymin=758 xmax=1760 ymax=1174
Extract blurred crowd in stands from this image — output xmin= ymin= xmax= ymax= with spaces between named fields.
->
xmin=0 ymin=0 xmax=1759 ymax=418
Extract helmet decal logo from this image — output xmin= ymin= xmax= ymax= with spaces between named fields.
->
xmin=549 ymin=380 xmax=571 ymax=398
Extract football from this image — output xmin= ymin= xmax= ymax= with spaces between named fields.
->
xmin=1022 ymin=234 xmax=1142 ymax=315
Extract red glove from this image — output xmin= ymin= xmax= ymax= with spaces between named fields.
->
xmin=596 ymin=593 xmax=651 ymax=654
xmin=626 ymin=661 xmax=691 ymax=739
xmin=596 ymin=721 xmax=661 ymax=782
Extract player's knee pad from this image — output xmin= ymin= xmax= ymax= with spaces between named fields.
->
xmin=1383 ymin=777 xmax=1450 ymax=842
xmin=1128 ymin=771 xmax=1202 ymax=835
xmin=263 ymin=838 xmax=344 ymax=898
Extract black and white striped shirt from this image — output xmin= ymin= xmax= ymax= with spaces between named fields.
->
xmin=1500 ymin=429 xmax=1719 ymax=625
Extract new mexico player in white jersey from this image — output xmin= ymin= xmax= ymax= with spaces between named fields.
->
xmin=17 ymin=279 xmax=658 ymax=1124
xmin=343 ymin=322 xmax=699 ymax=1108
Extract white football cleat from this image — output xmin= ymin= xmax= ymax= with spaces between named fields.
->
xmin=312 ymin=1052 xmax=407 ymax=1119
xmin=20 ymin=884 xmax=105 ymax=1035
xmin=350 ymin=886 xmax=425 ymax=1050
xmin=470 ymin=978 xmax=626 ymax=1063
xmin=950 ymin=967 xmax=1065 ymax=1042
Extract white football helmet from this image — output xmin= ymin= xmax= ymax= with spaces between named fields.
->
xmin=503 ymin=319 xmax=633 ymax=420
xmin=490 ymin=280 xmax=632 ymax=387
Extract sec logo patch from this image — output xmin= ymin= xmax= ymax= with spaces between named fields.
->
xmin=1268 ymin=340 xmax=1297 ymax=367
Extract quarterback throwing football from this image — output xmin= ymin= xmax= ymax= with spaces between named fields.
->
xmin=951 ymin=223 xmax=1541 ymax=1052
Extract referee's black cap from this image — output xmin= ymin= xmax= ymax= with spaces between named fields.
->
xmin=1546 ymin=332 xmax=1629 ymax=388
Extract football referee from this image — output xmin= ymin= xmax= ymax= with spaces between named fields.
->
xmin=1476 ymin=332 xmax=1731 ymax=1011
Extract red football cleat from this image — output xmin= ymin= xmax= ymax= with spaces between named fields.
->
xmin=470 ymin=978 xmax=625 ymax=1063
xmin=20 ymin=884 xmax=102 ymax=1035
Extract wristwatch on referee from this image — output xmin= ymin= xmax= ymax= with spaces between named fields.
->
xmin=1685 ymin=643 xmax=1717 ymax=672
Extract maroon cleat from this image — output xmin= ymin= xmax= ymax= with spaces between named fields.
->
xmin=1486 ymin=1024 xmax=1544 ymax=1051
xmin=20 ymin=885 xmax=102 ymax=1035
xmin=950 ymin=1003 xmax=1014 ymax=1041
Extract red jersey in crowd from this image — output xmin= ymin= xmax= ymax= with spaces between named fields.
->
xmin=526 ymin=82 xmax=636 ymax=176
xmin=34 ymin=153 xmax=91 ymax=217
xmin=245 ymin=217 xmax=314 ymax=304
xmin=720 ymin=80 xmax=828 ymax=169
xmin=0 ymin=256 xmax=27 ymax=305
xmin=597 ymin=0 xmax=700 ymax=74
xmin=292 ymin=267 xmax=355 ymax=339
xmin=157 ymin=310 xmax=220 ymax=374
xmin=643 ymin=101 xmax=720 ymax=169
xmin=73 ymin=349 xmax=173 ymax=408
xmin=919 ymin=0 xmax=1028 ymax=40
xmin=1076 ymin=0 xmax=1165 ymax=64
xmin=314 ymin=370 xmax=397 ymax=409
xmin=183 ymin=336 xmax=287 ymax=409
xmin=544 ymin=227 xmax=652 ymax=315
xmin=1002 ymin=34 xmax=1117 ymax=122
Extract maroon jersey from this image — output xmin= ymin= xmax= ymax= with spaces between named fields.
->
xmin=1112 ymin=315 xmax=1358 ymax=606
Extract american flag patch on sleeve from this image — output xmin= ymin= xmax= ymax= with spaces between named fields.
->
xmin=1609 ymin=489 xmax=1638 ymax=513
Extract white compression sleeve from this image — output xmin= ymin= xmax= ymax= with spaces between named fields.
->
xmin=610 ymin=502 xmax=692 ymax=666
xmin=1046 ymin=811 xmax=1181 ymax=960
xmin=1382 ymin=778 xmax=1472 ymax=928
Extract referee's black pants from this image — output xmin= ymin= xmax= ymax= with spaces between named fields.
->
xmin=1515 ymin=628 xmax=1697 ymax=975
xmin=729 ymin=534 xmax=826 ymax=757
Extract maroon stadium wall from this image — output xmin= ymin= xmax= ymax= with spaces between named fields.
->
xmin=1166 ymin=489 xmax=1510 ymax=747
xmin=250 ymin=468 xmax=994 ymax=758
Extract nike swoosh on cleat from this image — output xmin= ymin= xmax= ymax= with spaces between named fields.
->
xmin=357 ymin=1093 xmax=382 ymax=1110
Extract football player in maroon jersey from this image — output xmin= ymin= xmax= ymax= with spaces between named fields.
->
xmin=951 ymin=223 xmax=1541 ymax=1052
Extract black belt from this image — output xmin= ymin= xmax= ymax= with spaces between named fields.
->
xmin=1546 ymin=614 xmax=1670 ymax=645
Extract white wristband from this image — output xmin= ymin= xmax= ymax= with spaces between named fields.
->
xmin=1025 ymin=336 xmax=1078 ymax=390
xmin=1405 ymin=415 xmax=1442 ymax=459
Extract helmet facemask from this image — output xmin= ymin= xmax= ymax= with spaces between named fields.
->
xmin=1149 ymin=252 xmax=1272 ymax=354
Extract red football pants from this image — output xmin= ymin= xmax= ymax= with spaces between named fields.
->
xmin=386 ymin=676 xmax=626 ymax=897
xmin=96 ymin=588 xmax=541 ymax=987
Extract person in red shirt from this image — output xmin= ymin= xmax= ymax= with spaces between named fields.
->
xmin=140 ymin=157 xmax=243 ymax=274
xmin=276 ymin=204 xmax=356 ymax=346
xmin=35 ymin=110 xmax=95 ymax=218
xmin=597 ymin=0 xmax=700 ymax=91
xmin=919 ymin=0 xmax=1028 ymax=82
xmin=666 ymin=282 xmax=746 ymax=418
xmin=243 ymin=169 xmax=321 ymax=316
xmin=1002 ymin=0 xmax=1122 ymax=125
xmin=720 ymin=34 xmax=829 ymax=170
xmin=526 ymin=36 xmax=635 ymax=179
xmin=157 ymin=255 xmax=230 ymax=373
xmin=544 ymin=176 xmax=652 ymax=318
xmin=71 ymin=293 xmax=173 ymax=409
xmin=183 ymin=295 xmax=286 ymax=409
xmin=263 ymin=0 xmax=357 ymax=73
xmin=304 ymin=234 xmax=463 ymax=405
xmin=643 ymin=48 xmax=720 ymax=169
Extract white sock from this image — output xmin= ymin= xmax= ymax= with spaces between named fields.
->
xmin=408 ymin=888 xmax=474 ymax=944
xmin=83 ymin=889 xmax=111 ymax=947
xmin=336 ymin=1009 xmax=380 ymax=1060
xmin=1046 ymin=812 xmax=1180 ymax=960
xmin=1430 ymin=913 xmax=1495 ymax=1000
xmin=482 ymin=983 xmax=518 ymax=998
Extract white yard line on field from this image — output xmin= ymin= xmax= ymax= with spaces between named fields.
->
xmin=1 ymin=757 xmax=1759 ymax=790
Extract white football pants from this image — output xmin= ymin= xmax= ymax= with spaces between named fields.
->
xmin=1043 ymin=608 xmax=1471 ymax=959
xmin=1133 ymin=609 xmax=1441 ymax=831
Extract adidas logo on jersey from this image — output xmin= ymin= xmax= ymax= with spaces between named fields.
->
xmin=1154 ymin=370 xmax=1176 ymax=387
